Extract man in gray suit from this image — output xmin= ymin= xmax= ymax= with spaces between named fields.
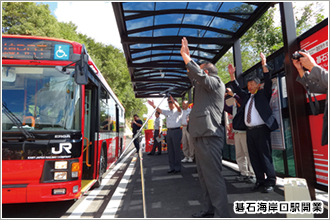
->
xmin=292 ymin=50 xmax=328 ymax=146
xmin=181 ymin=37 xmax=230 ymax=218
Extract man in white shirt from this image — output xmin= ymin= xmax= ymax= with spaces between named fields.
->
xmin=148 ymin=95 xmax=182 ymax=173
xmin=181 ymin=100 xmax=194 ymax=163
xmin=148 ymin=111 xmax=163 ymax=155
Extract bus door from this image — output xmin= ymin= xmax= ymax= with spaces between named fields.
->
xmin=81 ymin=84 xmax=98 ymax=191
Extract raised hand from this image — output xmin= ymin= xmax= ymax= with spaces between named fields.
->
xmin=260 ymin=52 xmax=266 ymax=66
xmin=169 ymin=95 xmax=175 ymax=103
xmin=180 ymin=37 xmax=190 ymax=57
xmin=228 ymin=64 xmax=236 ymax=81
xmin=147 ymin=99 xmax=155 ymax=108
xmin=181 ymin=37 xmax=192 ymax=64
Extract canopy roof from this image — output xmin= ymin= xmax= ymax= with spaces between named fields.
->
xmin=112 ymin=2 xmax=274 ymax=98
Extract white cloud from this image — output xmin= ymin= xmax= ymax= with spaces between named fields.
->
xmin=54 ymin=1 xmax=122 ymax=50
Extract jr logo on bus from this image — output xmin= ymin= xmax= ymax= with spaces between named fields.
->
xmin=51 ymin=143 xmax=72 ymax=155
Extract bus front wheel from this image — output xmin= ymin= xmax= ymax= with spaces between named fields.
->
xmin=94 ymin=147 xmax=106 ymax=188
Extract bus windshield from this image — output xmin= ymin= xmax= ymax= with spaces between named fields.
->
xmin=2 ymin=66 xmax=81 ymax=131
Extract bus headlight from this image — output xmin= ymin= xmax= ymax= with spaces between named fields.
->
xmin=55 ymin=161 xmax=67 ymax=169
xmin=71 ymin=162 xmax=80 ymax=178
xmin=54 ymin=172 xmax=67 ymax=180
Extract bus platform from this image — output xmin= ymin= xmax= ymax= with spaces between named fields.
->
xmin=114 ymin=149 xmax=328 ymax=218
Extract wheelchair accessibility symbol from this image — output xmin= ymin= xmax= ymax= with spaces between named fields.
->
xmin=54 ymin=44 xmax=70 ymax=60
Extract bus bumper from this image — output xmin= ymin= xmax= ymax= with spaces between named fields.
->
xmin=2 ymin=180 xmax=82 ymax=204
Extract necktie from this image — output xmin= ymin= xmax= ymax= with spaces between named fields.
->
xmin=247 ymin=95 xmax=254 ymax=123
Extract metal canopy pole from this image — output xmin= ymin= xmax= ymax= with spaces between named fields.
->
xmin=279 ymin=2 xmax=316 ymax=200
xmin=233 ymin=39 xmax=244 ymax=86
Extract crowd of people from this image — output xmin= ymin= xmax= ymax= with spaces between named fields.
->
xmin=130 ymin=37 xmax=328 ymax=218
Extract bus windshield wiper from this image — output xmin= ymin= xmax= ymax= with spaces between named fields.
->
xmin=2 ymin=102 xmax=35 ymax=140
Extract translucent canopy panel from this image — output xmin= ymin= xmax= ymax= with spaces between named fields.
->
xmin=113 ymin=2 xmax=273 ymax=98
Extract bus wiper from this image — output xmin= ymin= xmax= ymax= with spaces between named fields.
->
xmin=2 ymin=102 xmax=35 ymax=140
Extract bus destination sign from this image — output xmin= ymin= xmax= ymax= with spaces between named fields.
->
xmin=2 ymin=38 xmax=72 ymax=61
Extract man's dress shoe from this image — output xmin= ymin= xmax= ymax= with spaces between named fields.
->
xmin=167 ymin=170 xmax=175 ymax=173
xmin=251 ymin=182 xmax=264 ymax=191
xmin=262 ymin=186 xmax=274 ymax=193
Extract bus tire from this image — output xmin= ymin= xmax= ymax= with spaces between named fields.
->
xmin=119 ymin=138 xmax=123 ymax=156
xmin=94 ymin=146 xmax=106 ymax=188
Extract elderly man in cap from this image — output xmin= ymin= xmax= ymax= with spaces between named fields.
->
xmin=148 ymin=95 xmax=182 ymax=173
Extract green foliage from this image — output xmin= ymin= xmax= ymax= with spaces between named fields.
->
xmin=216 ymin=2 xmax=325 ymax=84
xmin=216 ymin=51 xmax=233 ymax=84
xmin=2 ymin=2 xmax=147 ymax=120
xmin=241 ymin=7 xmax=283 ymax=57
xmin=294 ymin=3 xmax=325 ymax=36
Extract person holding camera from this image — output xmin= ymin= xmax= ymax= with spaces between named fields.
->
xmin=131 ymin=114 xmax=143 ymax=152
xmin=292 ymin=50 xmax=328 ymax=146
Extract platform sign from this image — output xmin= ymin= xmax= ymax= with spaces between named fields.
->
xmin=270 ymin=77 xmax=286 ymax=150
xmin=300 ymin=25 xmax=328 ymax=187
xmin=144 ymin=129 xmax=154 ymax=152
xmin=300 ymin=26 xmax=328 ymax=71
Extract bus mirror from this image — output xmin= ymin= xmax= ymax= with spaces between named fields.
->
xmin=75 ymin=61 xmax=88 ymax=85
xmin=74 ymin=45 xmax=88 ymax=85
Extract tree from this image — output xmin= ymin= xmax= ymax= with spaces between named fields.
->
xmin=294 ymin=3 xmax=325 ymax=36
xmin=2 ymin=2 xmax=60 ymax=37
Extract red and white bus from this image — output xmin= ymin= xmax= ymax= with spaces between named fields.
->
xmin=2 ymin=35 xmax=126 ymax=203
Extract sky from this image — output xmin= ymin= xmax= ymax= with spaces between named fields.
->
xmin=49 ymin=2 xmax=123 ymax=50
xmin=41 ymin=1 xmax=329 ymax=118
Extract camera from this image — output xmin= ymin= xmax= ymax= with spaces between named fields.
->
xmin=292 ymin=49 xmax=308 ymax=60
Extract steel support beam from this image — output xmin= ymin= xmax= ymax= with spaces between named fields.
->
xmin=233 ymin=39 xmax=244 ymax=86
xmin=280 ymin=2 xmax=316 ymax=200
xmin=121 ymin=36 xmax=235 ymax=45
xmin=132 ymin=78 xmax=190 ymax=83
xmin=188 ymin=88 xmax=192 ymax=104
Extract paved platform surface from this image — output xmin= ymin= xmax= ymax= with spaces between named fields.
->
xmin=114 ymin=150 xmax=329 ymax=218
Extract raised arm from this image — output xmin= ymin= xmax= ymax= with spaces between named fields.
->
xmin=228 ymin=63 xmax=248 ymax=99
xmin=170 ymin=95 xmax=182 ymax=113
xmin=180 ymin=37 xmax=191 ymax=65
xmin=260 ymin=52 xmax=272 ymax=100
xmin=147 ymin=99 xmax=162 ymax=114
